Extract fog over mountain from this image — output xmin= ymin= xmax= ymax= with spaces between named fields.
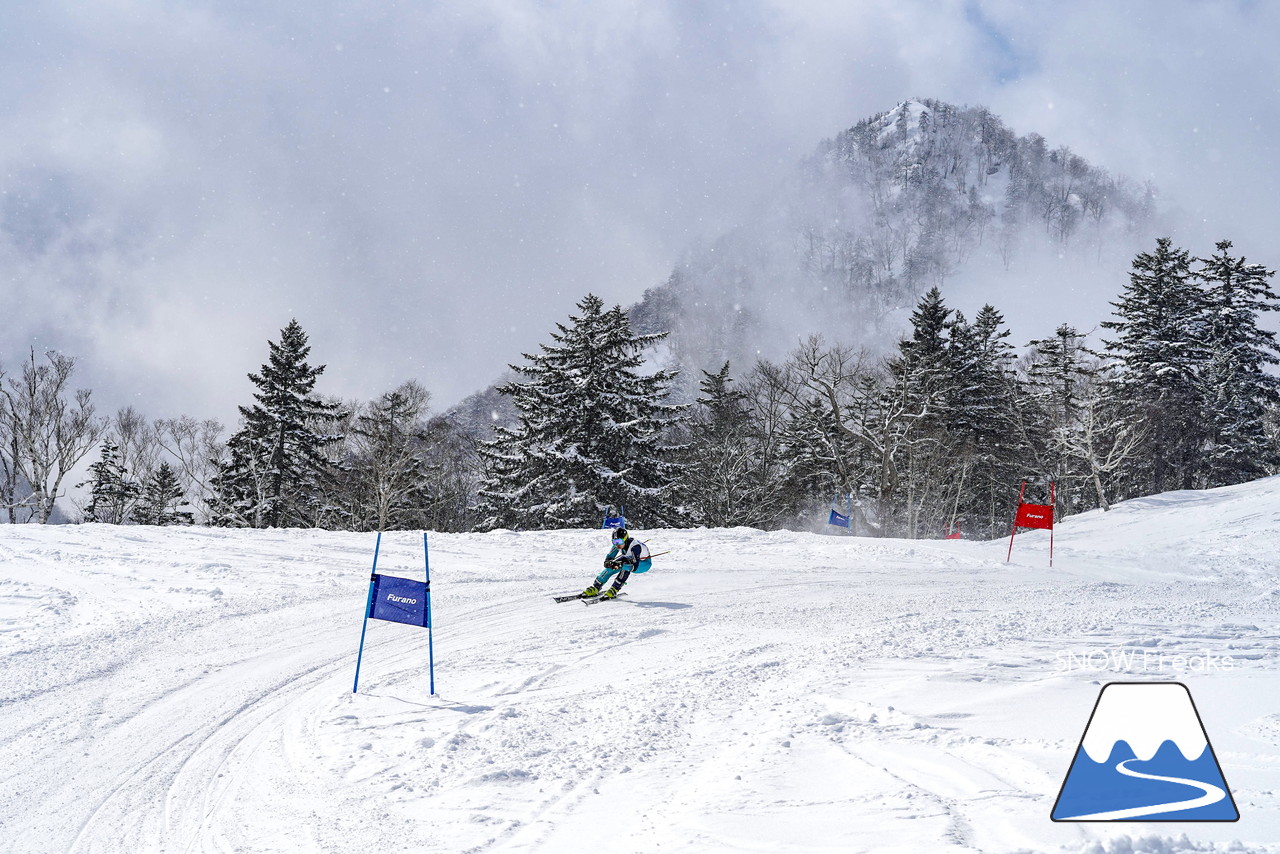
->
xmin=457 ymin=98 xmax=1163 ymax=424
xmin=630 ymin=99 xmax=1161 ymax=393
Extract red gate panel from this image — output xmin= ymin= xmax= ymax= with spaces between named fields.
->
xmin=1014 ymin=503 xmax=1054 ymax=530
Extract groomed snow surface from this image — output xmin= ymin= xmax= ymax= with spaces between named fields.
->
xmin=4 ymin=479 xmax=1280 ymax=853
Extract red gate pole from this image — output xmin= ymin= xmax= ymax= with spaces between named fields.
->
xmin=1006 ymin=480 xmax=1027 ymax=563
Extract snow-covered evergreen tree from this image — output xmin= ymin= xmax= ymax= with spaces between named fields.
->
xmin=134 ymin=461 xmax=194 ymax=525
xmin=1026 ymin=325 xmax=1099 ymax=426
xmin=1023 ymin=324 xmax=1102 ymax=512
xmin=897 ymin=286 xmax=952 ymax=383
xmin=946 ymin=305 xmax=1017 ymax=441
xmin=1194 ymin=240 xmax=1280 ymax=486
xmin=212 ymin=320 xmax=344 ymax=528
xmin=475 ymin=294 xmax=687 ymax=530
xmin=856 ymin=289 xmax=1036 ymax=538
xmin=79 ymin=439 xmax=140 ymax=524
xmin=944 ymin=304 xmax=1025 ymax=536
xmin=681 ymin=362 xmax=786 ymax=527
xmin=883 ymin=287 xmax=958 ymax=537
xmin=695 ymin=362 xmax=752 ymax=440
xmin=1101 ymin=238 xmax=1206 ymax=495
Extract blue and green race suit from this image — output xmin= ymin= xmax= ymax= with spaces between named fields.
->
xmin=594 ymin=538 xmax=652 ymax=593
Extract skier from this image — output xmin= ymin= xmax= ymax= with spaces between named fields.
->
xmin=580 ymin=527 xmax=652 ymax=600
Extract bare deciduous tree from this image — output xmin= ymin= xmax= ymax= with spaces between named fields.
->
xmin=112 ymin=407 xmax=162 ymax=484
xmin=0 ymin=364 xmax=29 ymax=523
xmin=1056 ymin=382 xmax=1146 ymax=512
xmin=351 ymin=380 xmax=433 ymax=532
xmin=0 ymin=350 xmax=106 ymax=523
xmin=154 ymin=416 xmax=225 ymax=524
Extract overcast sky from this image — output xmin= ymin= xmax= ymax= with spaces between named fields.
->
xmin=3 ymin=0 xmax=1278 ymax=425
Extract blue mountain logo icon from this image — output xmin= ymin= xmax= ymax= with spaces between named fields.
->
xmin=1052 ymin=682 xmax=1238 ymax=821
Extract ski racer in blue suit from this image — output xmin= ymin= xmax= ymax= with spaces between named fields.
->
xmin=581 ymin=527 xmax=652 ymax=599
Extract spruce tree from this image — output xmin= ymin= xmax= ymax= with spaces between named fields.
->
xmin=79 ymin=440 xmax=140 ymax=524
xmin=943 ymin=309 xmax=982 ymax=436
xmin=1026 ymin=325 xmax=1100 ymax=425
xmin=945 ymin=304 xmax=1024 ymax=536
xmin=888 ymin=287 xmax=954 ymax=436
xmin=1025 ymin=324 xmax=1103 ymax=513
xmin=134 ymin=461 xmax=193 ymax=525
xmin=1102 ymin=238 xmax=1206 ymax=494
xmin=696 ymin=362 xmax=752 ymax=441
xmin=754 ymin=307 xmax=1034 ymax=539
xmin=1194 ymin=240 xmax=1280 ymax=486
xmin=212 ymin=320 xmax=344 ymax=528
xmin=877 ymin=290 xmax=1031 ymax=538
xmin=475 ymin=294 xmax=686 ymax=530
xmin=901 ymin=287 xmax=951 ymax=371
xmin=681 ymin=362 xmax=781 ymax=527
xmin=884 ymin=287 xmax=957 ymax=537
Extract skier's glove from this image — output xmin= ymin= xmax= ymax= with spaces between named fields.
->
xmin=604 ymin=559 xmax=620 ymax=569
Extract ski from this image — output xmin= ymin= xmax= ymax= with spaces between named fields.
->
xmin=582 ymin=593 xmax=627 ymax=606
xmin=552 ymin=593 xmax=590 ymax=603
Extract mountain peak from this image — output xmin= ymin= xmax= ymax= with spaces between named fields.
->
xmin=460 ymin=99 xmax=1161 ymax=428
xmin=871 ymin=98 xmax=934 ymax=149
xmin=883 ymin=97 xmax=935 ymax=123
xmin=627 ymin=98 xmax=1158 ymax=389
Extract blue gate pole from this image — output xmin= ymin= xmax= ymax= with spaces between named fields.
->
xmin=424 ymin=532 xmax=436 ymax=695
xmin=352 ymin=531 xmax=383 ymax=694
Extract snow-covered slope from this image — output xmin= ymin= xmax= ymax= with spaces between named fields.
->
xmin=4 ymin=478 xmax=1280 ymax=853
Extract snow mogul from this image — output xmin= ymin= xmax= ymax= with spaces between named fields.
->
xmin=580 ymin=527 xmax=652 ymax=600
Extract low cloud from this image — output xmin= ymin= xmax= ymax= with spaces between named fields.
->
xmin=2 ymin=1 xmax=1275 ymax=423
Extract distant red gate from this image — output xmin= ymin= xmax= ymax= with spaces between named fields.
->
xmin=1006 ymin=480 xmax=1055 ymax=566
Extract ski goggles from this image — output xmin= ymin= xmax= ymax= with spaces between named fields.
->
xmin=612 ymin=538 xmax=626 ymax=546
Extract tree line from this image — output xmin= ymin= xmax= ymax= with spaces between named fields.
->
xmin=0 ymin=321 xmax=477 ymax=530
xmin=3 ymin=237 xmax=1277 ymax=537
xmin=475 ymin=238 xmax=1280 ymax=537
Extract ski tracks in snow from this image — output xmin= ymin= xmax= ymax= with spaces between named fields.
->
xmin=4 ymin=517 xmax=1280 ymax=852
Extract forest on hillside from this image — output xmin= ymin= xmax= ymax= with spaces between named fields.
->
xmin=3 ymin=237 xmax=1276 ymax=539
